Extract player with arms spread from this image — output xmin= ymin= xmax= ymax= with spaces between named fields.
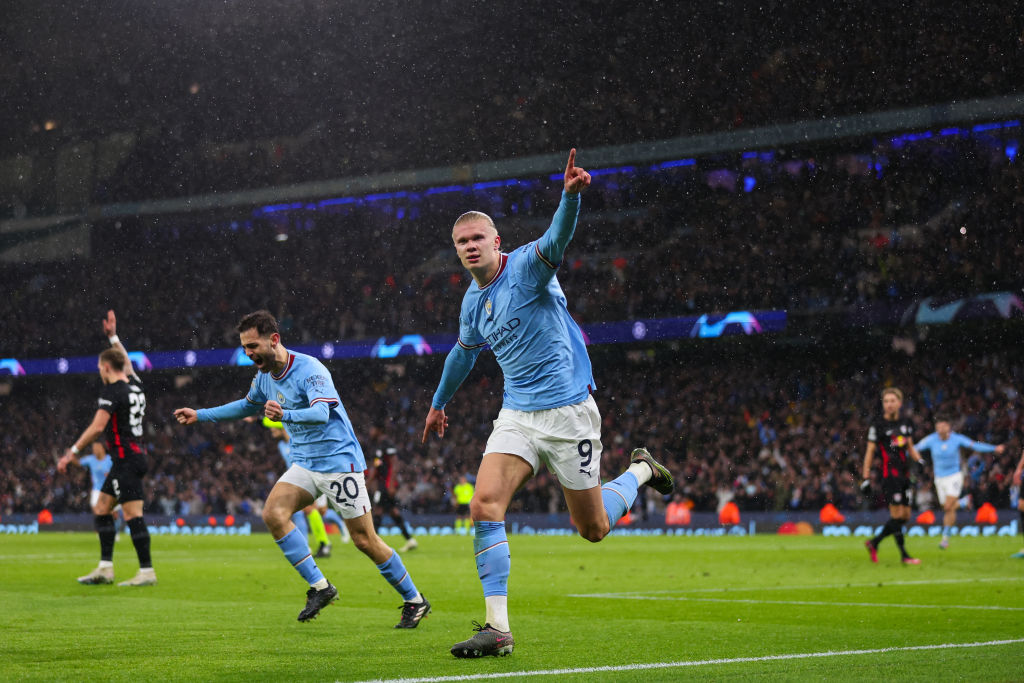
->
xmin=914 ymin=414 xmax=1004 ymax=550
xmin=861 ymin=387 xmax=927 ymax=565
xmin=58 ymin=310 xmax=154 ymax=586
xmin=422 ymin=149 xmax=674 ymax=658
xmin=175 ymin=311 xmax=429 ymax=626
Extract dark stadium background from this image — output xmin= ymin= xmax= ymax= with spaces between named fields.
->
xmin=2 ymin=0 xmax=1022 ymax=531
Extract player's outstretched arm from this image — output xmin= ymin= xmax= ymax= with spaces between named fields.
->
xmin=536 ymin=148 xmax=592 ymax=269
xmin=174 ymin=398 xmax=260 ymax=425
xmin=59 ymin=411 xmax=111 ymax=472
xmin=103 ymin=309 xmax=139 ymax=380
xmin=422 ymin=343 xmax=480 ymax=442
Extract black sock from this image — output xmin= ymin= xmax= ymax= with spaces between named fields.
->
xmin=871 ymin=518 xmax=899 ymax=547
xmin=394 ymin=513 xmax=412 ymax=540
xmin=128 ymin=517 xmax=152 ymax=569
xmin=95 ymin=514 xmax=116 ymax=561
xmin=893 ymin=521 xmax=909 ymax=557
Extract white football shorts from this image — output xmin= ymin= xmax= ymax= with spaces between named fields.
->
xmin=934 ymin=471 xmax=964 ymax=505
xmin=484 ymin=395 xmax=603 ymax=491
xmin=279 ymin=465 xmax=372 ymax=519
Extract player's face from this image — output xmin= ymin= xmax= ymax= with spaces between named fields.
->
xmin=91 ymin=442 xmax=106 ymax=458
xmin=882 ymin=393 xmax=902 ymax=418
xmin=452 ymin=219 xmax=500 ymax=275
xmin=936 ymin=420 xmax=951 ymax=439
xmin=239 ymin=329 xmax=280 ymax=373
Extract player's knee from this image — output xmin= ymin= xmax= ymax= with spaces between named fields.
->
xmin=469 ymin=497 xmax=502 ymax=522
xmin=261 ymin=504 xmax=290 ymax=532
xmin=578 ymin=520 xmax=610 ymax=543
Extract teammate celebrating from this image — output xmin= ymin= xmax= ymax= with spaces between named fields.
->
xmin=175 ymin=311 xmax=429 ymax=626
xmin=58 ymin=311 xmax=154 ymax=586
xmin=915 ymin=414 xmax=1004 ymax=550
xmin=422 ymin=149 xmax=674 ymax=658
xmin=861 ymin=387 xmax=927 ymax=565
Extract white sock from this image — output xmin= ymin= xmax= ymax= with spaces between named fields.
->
xmin=627 ymin=461 xmax=654 ymax=485
xmin=408 ymin=592 xmax=424 ymax=604
xmin=98 ymin=560 xmax=113 ymax=569
xmin=312 ymin=578 xmax=329 ymax=590
xmin=485 ymin=595 xmax=509 ymax=632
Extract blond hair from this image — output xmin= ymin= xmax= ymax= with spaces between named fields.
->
xmin=881 ymin=387 xmax=903 ymax=402
xmin=452 ymin=210 xmax=496 ymax=234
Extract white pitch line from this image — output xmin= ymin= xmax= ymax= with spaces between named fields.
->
xmin=571 ymin=575 xmax=1024 ymax=597
xmin=570 ymin=594 xmax=1024 ymax=611
xmin=347 ymin=638 xmax=1024 ymax=683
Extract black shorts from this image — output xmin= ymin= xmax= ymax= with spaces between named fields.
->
xmin=455 ymin=503 xmax=470 ymax=515
xmin=373 ymin=489 xmax=399 ymax=510
xmin=882 ymin=476 xmax=912 ymax=507
xmin=100 ymin=457 xmax=148 ymax=503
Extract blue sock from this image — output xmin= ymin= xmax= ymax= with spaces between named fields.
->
xmin=275 ymin=527 xmax=324 ymax=586
xmin=601 ymin=472 xmax=640 ymax=530
xmin=323 ymin=509 xmax=344 ymax=527
xmin=941 ymin=526 xmax=951 ymax=536
xmin=377 ymin=551 xmax=419 ymax=601
xmin=292 ymin=510 xmax=309 ymax=538
xmin=474 ymin=521 xmax=510 ymax=597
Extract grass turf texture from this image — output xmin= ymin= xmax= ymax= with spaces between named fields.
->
xmin=1 ymin=532 xmax=1022 ymax=681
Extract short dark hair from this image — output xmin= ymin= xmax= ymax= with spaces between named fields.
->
xmin=99 ymin=347 xmax=126 ymax=371
xmin=934 ymin=414 xmax=953 ymax=425
xmin=237 ymin=310 xmax=279 ymax=337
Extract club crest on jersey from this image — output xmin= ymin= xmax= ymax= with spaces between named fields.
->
xmin=277 ymin=391 xmax=285 ymax=405
xmin=484 ymin=298 xmax=493 ymax=319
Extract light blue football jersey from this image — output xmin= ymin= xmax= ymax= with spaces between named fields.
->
xmin=245 ymin=352 xmax=366 ymax=473
xmin=915 ymin=431 xmax=997 ymax=478
xmin=457 ymin=241 xmax=596 ymax=411
xmin=79 ymin=454 xmax=112 ymax=491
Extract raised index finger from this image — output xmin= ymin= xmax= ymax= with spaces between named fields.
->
xmin=565 ymin=148 xmax=576 ymax=174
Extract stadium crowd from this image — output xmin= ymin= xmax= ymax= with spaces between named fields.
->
xmin=2 ymin=339 xmax=1020 ymax=520
xmin=2 ymin=133 xmax=1021 ymax=359
xmin=3 ymin=2 xmax=1020 ymax=211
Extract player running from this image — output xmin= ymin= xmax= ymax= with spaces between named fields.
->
xmin=175 ymin=311 xmax=429 ymax=626
xmin=422 ymin=149 xmax=674 ymax=658
xmin=914 ymin=414 xmax=1004 ymax=550
xmin=58 ymin=310 xmax=154 ymax=586
xmin=861 ymin=387 xmax=927 ymax=565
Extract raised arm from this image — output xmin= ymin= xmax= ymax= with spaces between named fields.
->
xmin=535 ymin=148 xmax=592 ymax=268
xmin=103 ymin=309 xmax=139 ymax=380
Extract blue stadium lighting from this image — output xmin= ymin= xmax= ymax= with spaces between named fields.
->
xmin=743 ymin=176 xmax=757 ymax=192
xmin=939 ymin=127 xmax=962 ymax=136
xmin=364 ymin=191 xmax=408 ymax=202
xmin=471 ymin=180 xmax=519 ymax=190
xmin=423 ymin=185 xmax=465 ymax=196
xmin=741 ymin=151 xmax=757 ymax=159
xmin=652 ymin=159 xmax=696 ymax=169
xmin=972 ymin=122 xmax=1003 ymax=133
xmin=1007 ymin=143 xmax=1019 ymax=160
xmin=259 ymin=202 xmax=304 ymax=214
xmin=317 ymin=197 xmax=356 ymax=207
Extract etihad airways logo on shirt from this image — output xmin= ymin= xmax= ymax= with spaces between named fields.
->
xmin=486 ymin=318 xmax=521 ymax=349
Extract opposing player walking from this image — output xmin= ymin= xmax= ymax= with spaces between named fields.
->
xmin=175 ymin=311 xmax=429 ymax=626
xmin=861 ymin=387 xmax=927 ymax=565
xmin=422 ymin=149 xmax=674 ymax=657
xmin=58 ymin=310 xmax=154 ymax=586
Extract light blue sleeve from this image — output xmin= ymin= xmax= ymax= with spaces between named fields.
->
xmin=914 ymin=434 xmax=933 ymax=452
xmin=955 ymin=433 xmax=997 ymax=453
xmin=282 ymin=402 xmax=331 ymax=425
xmin=535 ymin=191 xmax=581 ymax=269
xmin=431 ymin=344 xmax=484 ymax=410
xmin=196 ymin=398 xmax=261 ymax=423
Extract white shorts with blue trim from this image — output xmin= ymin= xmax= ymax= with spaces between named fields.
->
xmin=279 ymin=465 xmax=372 ymax=519
xmin=484 ymin=395 xmax=603 ymax=491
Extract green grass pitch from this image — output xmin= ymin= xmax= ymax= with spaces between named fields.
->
xmin=1 ymin=531 xmax=1022 ymax=681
